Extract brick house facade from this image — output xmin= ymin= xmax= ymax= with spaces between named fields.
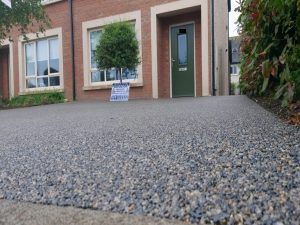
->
xmin=0 ymin=0 xmax=230 ymax=101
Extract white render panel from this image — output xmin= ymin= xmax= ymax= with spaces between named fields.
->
xmin=213 ymin=0 xmax=229 ymax=95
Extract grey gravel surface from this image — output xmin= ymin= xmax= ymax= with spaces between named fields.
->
xmin=0 ymin=96 xmax=299 ymax=224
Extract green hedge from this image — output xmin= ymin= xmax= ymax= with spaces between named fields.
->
xmin=238 ymin=0 xmax=300 ymax=106
xmin=4 ymin=92 xmax=65 ymax=108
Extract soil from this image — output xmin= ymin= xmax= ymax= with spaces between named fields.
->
xmin=251 ymin=96 xmax=289 ymax=122
xmin=252 ymin=96 xmax=300 ymax=126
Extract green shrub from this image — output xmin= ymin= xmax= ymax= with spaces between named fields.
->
xmin=0 ymin=97 xmax=8 ymax=107
xmin=230 ymin=83 xmax=237 ymax=95
xmin=238 ymin=0 xmax=300 ymax=106
xmin=8 ymin=92 xmax=65 ymax=107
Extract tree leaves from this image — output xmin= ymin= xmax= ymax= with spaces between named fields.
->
xmin=0 ymin=0 xmax=49 ymax=44
xmin=262 ymin=60 xmax=271 ymax=78
xmin=239 ymin=0 xmax=300 ymax=107
xmin=95 ymin=22 xmax=140 ymax=83
xmin=261 ymin=77 xmax=270 ymax=93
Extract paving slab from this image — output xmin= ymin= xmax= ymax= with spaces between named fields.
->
xmin=0 ymin=200 xmax=190 ymax=225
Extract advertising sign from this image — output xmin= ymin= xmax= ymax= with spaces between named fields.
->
xmin=1 ymin=0 xmax=11 ymax=8
xmin=110 ymin=83 xmax=130 ymax=102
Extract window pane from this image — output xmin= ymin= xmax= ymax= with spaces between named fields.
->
xmin=50 ymin=76 xmax=60 ymax=86
xmin=26 ymin=62 xmax=35 ymax=77
xmin=91 ymin=71 xmax=105 ymax=83
xmin=37 ymin=40 xmax=49 ymax=76
xmin=122 ymin=68 xmax=138 ymax=80
xmin=37 ymin=40 xmax=48 ymax=61
xmin=90 ymin=30 xmax=101 ymax=69
xmin=106 ymin=69 xmax=117 ymax=81
xmin=49 ymin=39 xmax=59 ymax=59
xmin=25 ymin=43 xmax=35 ymax=76
xmin=37 ymin=61 xmax=48 ymax=76
xmin=37 ymin=77 xmax=49 ymax=87
xmin=26 ymin=79 xmax=37 ymax=88
xmin=178 ymin=34 xmax=188 ymax=65
xmin=49 ymin=39 xmax=59 ymax=73
xmin=25 ymin=43 xmax=35 ymax=62
xmin=50 ymin=59 xmax=59 ymax=74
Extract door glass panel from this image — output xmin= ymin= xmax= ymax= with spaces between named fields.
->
xmin=178 ymin=33 xmax=188 ymax=65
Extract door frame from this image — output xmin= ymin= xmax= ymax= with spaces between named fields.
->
xmin=2 ymin=39 xmax=14 ymax=98
xmin=169 ymin=21 xmax=196 ymax=98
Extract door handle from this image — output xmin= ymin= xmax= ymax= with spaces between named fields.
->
xmin=171 ymin=58 xmax=175 ymax=67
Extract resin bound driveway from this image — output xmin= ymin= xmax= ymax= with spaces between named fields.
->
xmin=0 ymin=96 xmax=299 ymax=224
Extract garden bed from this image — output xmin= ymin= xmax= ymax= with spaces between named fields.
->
xmin=251 ymin=96 xmax=300 ymax=125
xmin=0 ymin=92 xmax=65 ymax=110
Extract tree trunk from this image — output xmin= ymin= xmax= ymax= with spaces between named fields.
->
xmin=118 ymin=68 xmax=122 ymax=84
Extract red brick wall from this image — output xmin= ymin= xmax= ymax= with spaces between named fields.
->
xmin=8 ymin=0 xmax=210 ymax=101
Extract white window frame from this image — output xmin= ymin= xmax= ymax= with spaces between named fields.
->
xmin=41 ymin=0 xmax=63 ymax=5
xmin=18 ymin=28 xmax=64 ymax=94
xmin=2 ymin=39 xmax=14 ymax=98
xmin=82 ymin=11 xmax=143 ymax=90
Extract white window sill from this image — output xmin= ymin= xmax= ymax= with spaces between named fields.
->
xmin=19 ymin=88 xmax=64 ymax=96
xmin=42 ymin=0 xmax=63 ymax=6
xmin=83 ymin=82 xmax=143 ymax=91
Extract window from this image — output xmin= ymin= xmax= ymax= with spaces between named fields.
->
xmin=82 ymin=11 xmax=142 ymax=89
xmin=24 ymin=37 xmax=60 ymax=89
xmin=230 ymin=65 xmax=240 ymax=75
xmin=89 ymin=25 xmax=138 ymax=84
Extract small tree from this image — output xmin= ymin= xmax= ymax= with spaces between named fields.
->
xmin=0 ymin=0 xmax=49 ymax=43
xmin=95 ymin=22 xmax=140 ymax=83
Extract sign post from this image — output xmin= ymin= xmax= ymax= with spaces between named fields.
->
xmin=110 ymin=83 xmax=130 ymax=102
xmin=1 ymin=0 xmax=11 ymax=8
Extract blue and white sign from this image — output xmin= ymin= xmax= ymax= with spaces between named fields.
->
xmin=1 ymin=0 xmax=11 ymax=8
xmin=110 ymin=83 xmax=130 ymax=102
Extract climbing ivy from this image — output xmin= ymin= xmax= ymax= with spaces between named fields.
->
xmin=238 ymin=0 xmax=300 ymax=107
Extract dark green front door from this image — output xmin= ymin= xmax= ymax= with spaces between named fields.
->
xmin=171 ymin=24 xmax=195 ymax=97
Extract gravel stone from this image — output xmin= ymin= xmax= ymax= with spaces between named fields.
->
xmin=0 ymin=96 xmax=299 ymax=224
